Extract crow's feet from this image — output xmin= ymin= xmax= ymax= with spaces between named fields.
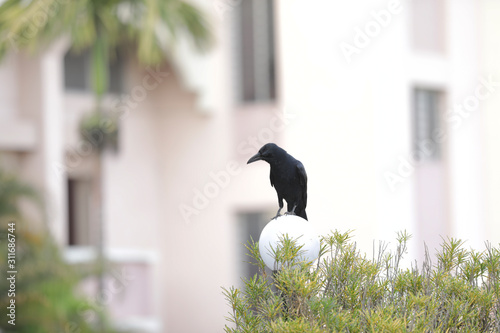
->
xmin=284 ymin=205 xmax=297 ymax=216
xmin=272 ymin=208 xmax=282 ymax=220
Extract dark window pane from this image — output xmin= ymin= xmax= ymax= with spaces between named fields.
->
xmin=108 ymin=51 xmax=124 ymax=94
xmin=238 ymin=212 xmax=268 ymax=279
xmin=413 ymin=89 xmax=443 ymax=160
xmin=266 ymin=0 xmax=276 ymax=100
xmin=67 ymin=178 xmax=92 ymax=246
xmin=64 ymin=48 xmax=124 ymax=94
xmin=64 ymin=49 xmax=89 ymax=91
xmin=237 ymin=0 xmax=276 ymax=103
xmin=240 ymin=0 xmax=256 ymax=101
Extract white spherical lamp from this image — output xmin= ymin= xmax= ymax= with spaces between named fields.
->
xmin=259 ymin=215 xmax=320 ymax=270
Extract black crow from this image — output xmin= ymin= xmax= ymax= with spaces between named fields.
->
xmin=247 ymin=143 xmax=308 ymax=220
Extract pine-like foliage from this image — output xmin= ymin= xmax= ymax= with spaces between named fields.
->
xmin=223 ymin=231 xmax=500 ymax=332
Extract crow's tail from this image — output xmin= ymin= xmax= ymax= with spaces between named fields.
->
xmin=297 ymin=209 xmax=308 ymax=221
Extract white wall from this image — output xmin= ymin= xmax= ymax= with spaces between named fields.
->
xmin=277 ymin=0 xmax=416 ymax=258
xmin=446 ymin=0 xmax=485 ymax=248
xmin=479 ymin=0 xmax=500 ymax=246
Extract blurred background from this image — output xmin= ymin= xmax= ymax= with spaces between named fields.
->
xmin=0 ymin=0 xmax=500 ymax=332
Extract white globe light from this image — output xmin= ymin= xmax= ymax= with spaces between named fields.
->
xmin=258 ymin=215 xmax=320 ymax=270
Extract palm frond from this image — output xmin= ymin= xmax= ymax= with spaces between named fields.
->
xmin=0 ymin=0 xmax=212 ymax=63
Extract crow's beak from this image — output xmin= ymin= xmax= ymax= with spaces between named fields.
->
xmin=247 ymin=153 xmax=262 ymax=164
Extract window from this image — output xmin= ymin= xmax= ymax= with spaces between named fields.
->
xmin=64 ymin=49 xmax=89 ymax=91
xmin=413 ymin=89 xmax=443 ymax=161
xmin=235 ymin=0 xmax=276 ymax=103
xmin=64 ymin=49 xmax=124 ymax=94
xmin=237 ymin=212 xmax=270 ymax=279
xmin=67 ymin=178 xmax=94 ymax=246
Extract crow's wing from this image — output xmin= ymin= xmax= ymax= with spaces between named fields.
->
xmin=296 ymin=161 xmax=307 ymax=206
xmin=270 ymin=168 xmax=275 ymax=188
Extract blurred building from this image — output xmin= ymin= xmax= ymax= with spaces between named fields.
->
xmin=0 ymin=0 xmax=500 ymax=332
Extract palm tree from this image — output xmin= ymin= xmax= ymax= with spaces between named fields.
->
xmin=0 ymin=0 xmax=211 ymax=94
xmin=0 ymin=0 xmax=212 ymax=329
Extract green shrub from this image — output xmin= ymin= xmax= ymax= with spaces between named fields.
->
xmin=0 ymin=168 xmax=117 ymax=333
xmin=0 ymin=224 xmax=114 ymax=333
xmin=223 ymin=231 xmax=500 ymax=332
